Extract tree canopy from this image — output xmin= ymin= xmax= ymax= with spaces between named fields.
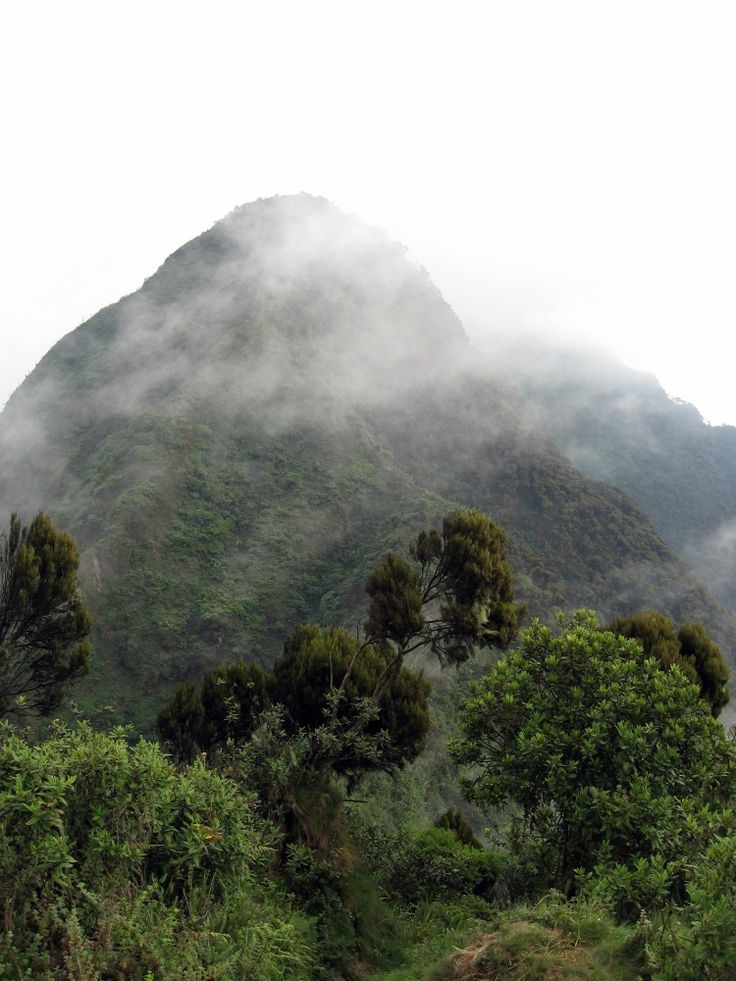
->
xmin=159 ymin=507 xmax=521 ymax=782
xmin=365 ymin=508 xmax=522 ymax=670
xmin=0 ymin=513 xmax=91 ymax=716
xmin=453 ymin=611 xmax=736 ymax=909
xmin=608 ymin=610 xmax=729 ymax=715
xmin=272 ymin=624 xmax=431 ymax=775
xmin=159 ymin=625 xmax=431 ymax=780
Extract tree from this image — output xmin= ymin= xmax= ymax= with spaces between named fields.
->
xmin=159 ymin=508 xmax=521 ymax=774
xmin=364 ymin=508 xmax=522 ymax=685
xmin=158 ymin=662 xmax=269 ymax=763
xmin=453 ymin=611 xmax=736 ymax=907
xmin=272 ymin=624 xmax=431 ymax=777
xmin=676 ymin=622 xmax=729 ymax=716
xmin=0 ymin=513 xmax=91 ymax=716
xmin=157 ymin=681 xmax=206 ymax=763
xmin=160 ymin=625 xmax=431 ymax=781
xmin=608 ymin=611 xmax=730 ymax=716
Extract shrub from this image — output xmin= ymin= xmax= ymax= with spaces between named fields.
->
xmin=646 ymin=834 xmax=736 ymax=979
xmin=0 ymin=721 xmax=316 ymax=979
xmin=357 ymin=823 xmax=501 ymax=906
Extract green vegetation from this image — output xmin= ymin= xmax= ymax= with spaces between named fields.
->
xmin=609 ymin=610 xmax=730 ymax=715
xmin=0 ymin=721 xmax=317 ymax=980
xmin=159 ymin=624 xmax=432 ymax=779
xmin=4 ymin=512 xmax=736 ymax=977
xmin=0 ymin=512 xmax=91 ymax=717
xmin=454 ymin=612 xmax=736 ymax=914
xmin=159 ymin=508 xmax=520 ymax=782
xmin=422 ymin=893 xmax=647 ymax=980
xmin=3 ymin=196 xmax=736 ymax=976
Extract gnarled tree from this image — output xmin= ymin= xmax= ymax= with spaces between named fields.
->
xmin=363 ymin=508 xmax=523 ymax=690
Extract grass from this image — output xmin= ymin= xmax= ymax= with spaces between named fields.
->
xmin=371 ymin=895 xmax=647 ymax=981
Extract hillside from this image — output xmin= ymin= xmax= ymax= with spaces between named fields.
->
xmin=491 ymin=338 xmax=736 ymax=615
xmin=0 ymin=194 xmax=732 ymax=729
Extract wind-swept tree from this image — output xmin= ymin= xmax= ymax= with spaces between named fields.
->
xmin=364 ymin=508 xmax=523 ymax=686
xmin=0 ymin=513 xmax=91 ymax=716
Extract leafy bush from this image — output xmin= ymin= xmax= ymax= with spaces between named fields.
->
xmin=0 ymin=721 xmax=316 ymax=979
xmin=646 ymin=834 xmax=736 ymax=979
xmin=357 ymin=823 xmax=501 ymax=906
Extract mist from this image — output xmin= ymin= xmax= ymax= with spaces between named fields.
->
xmin=2 ymin=192 xmax=735 ymax=728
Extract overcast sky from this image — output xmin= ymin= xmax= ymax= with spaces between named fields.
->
xmin=2 ymin=0 xmax=735 ymax=423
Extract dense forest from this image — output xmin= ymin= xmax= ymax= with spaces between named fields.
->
xmin=2 ymin=196 xmax=736 ymax=977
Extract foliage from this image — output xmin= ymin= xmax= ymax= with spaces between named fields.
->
xmin=370 ymin=897 xmax=497 ymax=981
xmin=0 ymin=512 xmax=91 ymax=717
xmin=372 ymin=893 xmax=645 ymax=981
xmin=159 ymin=625 xmax=431 ymax=782
xmin=156 ymin=680 xmax=204 ymax=763
xmin=273 ymin=624 xmax=431 ymax=776
xmin=453 ymin=611 xmax=736 ymax=911
xmin=0 ymin=720 xmax=317 ymax=979
xmin=283 ymin=844 xmax=406 ymax=980
xmin=158 ymin=661 xmax=270 ymax=762
xmin=607 ymin=610 xmax=681 ymax=669
xmin=435 ymin=806 xmax=483 ymax=847
xmin=357 ymin=822 xmax=501 ymax=907
xmin=609 ymin=610 xmax=729 ymax=715
xmin=200 ymin=659 xmax=271 ymax=748
xmin=366 ymin=508 xmax=523 ymax=668
xmin=646 ymin=834 xmax=736 ymax=979
xmin=677 ymin=621 xmax=730 ymax=716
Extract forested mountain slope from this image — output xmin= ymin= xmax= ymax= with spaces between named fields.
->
xmin=0 ymin=195 xmax=731 ymax=728
xmin=493 ymin=340 xmax=736 ymax=615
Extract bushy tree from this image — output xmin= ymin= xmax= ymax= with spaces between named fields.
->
xmin=677 ymin=621 xmax=730 ymax=716
xmin=272 ymin=624 xmax=431 ymax=776
xmin=0 ymin=512 xmax=91 ymax=716
xmin=453 ymin=611 xmax=736 ymax=908
xmin=609 ymin=610 xmax=729 ymax=715
xmin=161 ymin=626 xmax=431 ymax=781
xmin=200 ymin=661 xmax=271 ymax=748
xmin=157 ymin=680 xmax=206 ymax=763
xmin=159 ymin=663 xmax=271 ymax=763
xmin=607 ymin=611 xmax=681 ymax=668
xmin=434 ymin=807 xmax=482 ymax=848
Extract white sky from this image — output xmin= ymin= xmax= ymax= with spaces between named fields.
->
xmin=2 ymin=0 xmax=735 ymax=423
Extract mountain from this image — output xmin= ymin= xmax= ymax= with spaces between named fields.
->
xmin=1 ymin=195 xmax=733 ymax=729
xmin=489 ymin=338 xmax=736 ymax=615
